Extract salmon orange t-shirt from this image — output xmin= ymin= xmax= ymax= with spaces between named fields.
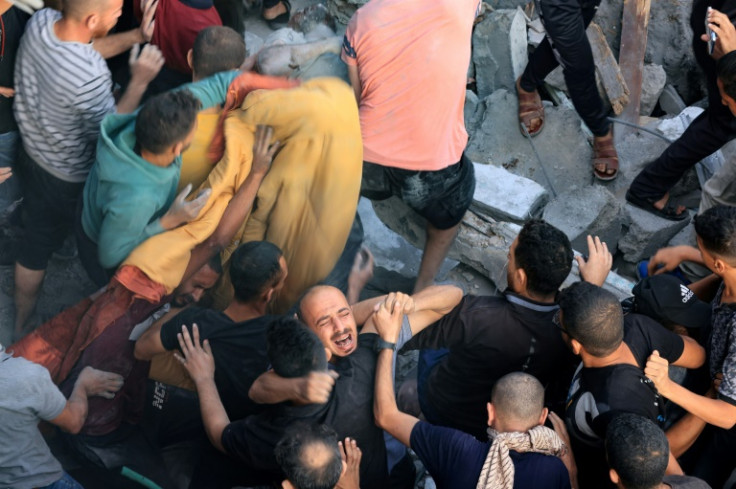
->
xmin=342 ymin=0 xmax=480 ymax=171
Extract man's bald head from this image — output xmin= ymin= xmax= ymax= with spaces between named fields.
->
xmin=275 ymin=423 xmax=344 ymax=489
xmin=491 ymin=372 xmax=545 ymax=430
xmin=298 ymin=286 xmax=359 ymax=358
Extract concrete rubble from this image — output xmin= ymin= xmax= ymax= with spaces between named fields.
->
xmin=322 ymin=0 xmax=714 ymax=294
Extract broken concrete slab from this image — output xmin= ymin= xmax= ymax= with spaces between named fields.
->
xmin=542 ymin=186 xmax=625 ymax=255
xmin=466 ymin=89 xmax=592 ymax=195
xmin=464 ymin=90 xmax=485 ymax=136
xmin=372 ymin=196 xmax=635 ymax=299
xmin=658 ymin=84 xmax=687 ymax=115
xmin=472 ymin=162 xmax=549 ymax=223
xmin=640 ymin=63 xmax=666 ymax=116
xmin=472 ymin=9 xmax=528 ymax=98
xmin=619 ymin=205 xmax=692 ymax=263
xmin=602 ymin=129 xmax=671 ymax=200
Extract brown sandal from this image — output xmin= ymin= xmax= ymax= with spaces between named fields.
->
xmin=593 ymin=130 xmax=619 ymax=181
xmin=516 ymin=77 xmax=544 ymax=137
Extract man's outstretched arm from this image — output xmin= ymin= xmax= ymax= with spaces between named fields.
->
xmin=174 ymin=324 xmax=229 ymax=452
xmin=372 ymin=294 xmax=419 ymax=447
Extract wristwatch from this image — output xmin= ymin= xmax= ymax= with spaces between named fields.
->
xmin=374 ymin=338 xmax=397 ymax=352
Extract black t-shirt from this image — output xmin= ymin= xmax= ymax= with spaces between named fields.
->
xmin=566 ymin=313 xmax=685 ymax=488
xmin=220 ymin=332 xmax=388 ymax=489
xmin=160 ymin=307 xmax=276 ymax=420
xmin=410 ymin=421 xmax=571 ymax=489
xmin=0 ymin=6 xmax=29 ymax=133
xmin=403 ymin=292 xmax=578 ymax=439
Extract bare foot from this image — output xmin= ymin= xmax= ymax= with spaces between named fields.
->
xmin=653 ymin=192 xmax=686 ymax=216
xmin=347 ymin=247 xmax=374 ymax=304
xmin=78 ymin=366 xmax=124 ymax=399
xmin=516 ymin=78 xmax=543 ymax=134
xmin=263 ymin=1 xmax=287 ymax=20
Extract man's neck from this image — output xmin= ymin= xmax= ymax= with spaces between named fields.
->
xmin=54 ymin=17 xmax=93 ymax=44
xmin=719 ymin=270 xmax=736 ymax=303
xmin=223 ymin=300 xmax=267 ymax=322
xmin=581 ymin=342 xmax=635 ymax=368
xmin=516 ymin=289 xmax=556 ymax=304
xmin=140 ymin=148 xmax=175 ymax=168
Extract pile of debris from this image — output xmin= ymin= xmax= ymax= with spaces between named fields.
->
xmin=325 ymin=0 xmax=729 ymax=295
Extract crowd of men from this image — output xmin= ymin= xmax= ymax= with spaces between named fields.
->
xmin=2 ymin=0 xmax=736 ymax=487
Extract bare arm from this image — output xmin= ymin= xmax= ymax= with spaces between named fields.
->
xmin=92 ymin=0 xmax=156 ymax=59
xmin=248 ymin=370 xmax=336 ymax=405
xmin=689 ymin=273 xmax=721 ymax=302
xmin=646 ymin=352 xmax=736 ymax=429
xmin=50 ymin=367 xmax=123 ymax=434
xmin=174 ymin=324 xmax=229 ymax=452
xmin=666 ymin=411 xmax=708 ymax=457
xmin=134 ymin=310 xmax=174 ymax=360
xmin=180 ymin=126 xmax=278 ymax=283
xmin=671 ymin=335 xmax=706 ymax=369
xmin=647 ymin=245 xmax=704 ymax=277
xmin=347 ymin=64 xmax=361 ymax=104
xmin=116 ymin=44 xmax=164 ymax=114
xmin=372 ymin=296 xmax=419 ymax=447
xmin=360 ymin=285 xmax=463 ymax=336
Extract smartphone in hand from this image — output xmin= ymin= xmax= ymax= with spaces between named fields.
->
xmin=706 ymin=6 xmax=718 ymax=55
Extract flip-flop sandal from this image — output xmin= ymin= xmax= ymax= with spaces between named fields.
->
xmin=592 ymin=131 xmax=619 ymax=181
xmin=265 ymin=0 xmax=290 ymax=29
xmin=516 ymin=77 xmax=544 ymax=137
xmin=625 ymin=189 xmax=689 ymax=221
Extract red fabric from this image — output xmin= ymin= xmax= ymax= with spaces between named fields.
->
xmin=206 ymin=72 xmax=300 ymax=163
xmin=8 ymin=267 xmax=164 ymax=383
xmin=135 ymin=0 xmax=222 ymax=74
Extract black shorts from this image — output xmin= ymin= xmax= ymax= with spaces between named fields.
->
xmin=16 ymin=147 xmax=84 ymax=270
xmin=361 ymin=153 xmax=476 ymax=230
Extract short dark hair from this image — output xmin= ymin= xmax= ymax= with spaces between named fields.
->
xmin=192 ymin=26 xmax=246 ymax=78
xmin=230 ymin=241 xmax=284 ymax=303
xmin=606 ymin=414 xmax=668 ymax=489
xmin=274 ymin=423 xmax=343 ymax=489
xmin=206 ymin=253 xmax=223 ymax=276
xmin=558 ymin=281 xmax=624 ymax=357
xmin=515 ymin=219 xmax=573 ymax=296
xmin=267 ymin=316 xmax=327 ymax=378
xmin=694 ymin=205 xmax=736 ymax=262
xmin=718 ymin=51 xmax=736 ymax=100
xmin=491 ymin=372 xmax=545 ymax=427
xmin=135 ymin=90 xmax=201 ymax=154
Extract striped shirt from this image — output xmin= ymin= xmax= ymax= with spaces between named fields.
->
xmin=14 ymin=8 xmax=115 ymax=182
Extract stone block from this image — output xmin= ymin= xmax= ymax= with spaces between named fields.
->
xmin=472 ymin=9 xmax=528 ymax=98
xmin=542 ymin=186 xmax=625 ymax=255
xmin=667 ymin=223 xmax=697 ymax=248
xmin=640 ymin=64 xmax=666 ymax=116
xmin=619 ymin=205 xmax=692 ymax=263
xmin=472 ymin=162 xmax=549 ymax=223
xmin=372 ymin=196 xmax=635 ymax=298
xmin=658 ymin=84 xmax=686 ymax=115
xmin=466 ymin=89 xmax=592 ymax=195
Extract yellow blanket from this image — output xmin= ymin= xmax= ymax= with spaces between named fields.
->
xmin=122 ymin=78 xmax=363 ymax=313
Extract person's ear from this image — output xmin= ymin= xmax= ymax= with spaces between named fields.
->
xmin=571 ymin=338 xmax=583 ymax=356
xmin=187 ymin=49 xmax=194 ymax=71
xmin=515 ymin=267 xmax=527 ymax=292
xmin=172 ymin=141 xmax=185 ymax=158
xmin=609 ymin=468 xmax=620 ymax=485
xmin=282 ymin=480 xmax=295 ymax=489
xmin=539 ymin=407 xmax=549 ymax=426
xmin=713 ymin=257 xmax=727 ymax=274
xmin=264 ymin=287 xmax=274 ymax=304
xmin=84 ymin=12 xmax=99 ymax=32
xmin=486 ymin=402 xmax=496 ymax=427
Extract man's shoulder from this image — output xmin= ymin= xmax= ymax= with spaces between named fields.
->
xmin=510 ymin=451 xmax=569 ymax=488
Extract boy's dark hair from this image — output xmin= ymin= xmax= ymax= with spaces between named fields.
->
xmin=230 ymin=241 xmax=284 ymax=303
xmin=267 ymin=316 xmax=327 ymax=378
xmin=206 ymin=253 xmax=223 ymax=275
xmin=717 ymin=51 xmax=736 ymax=101
xmin=192 ymin=26 xmax=246 ymax=78
xmin=606 ymin=414 xmax=668 ymax=489
xmin=135 ymin=90 xmax=201 ymax=154
xmin=558 ymin=281 xmax=624 ymax=357
xmin=274 ymin=423 xmax=343 ymax=489
xmin=694 ymin=205 xmax=736 ymax=262
xmin=515 ymin=219 xmax=573 ymax=296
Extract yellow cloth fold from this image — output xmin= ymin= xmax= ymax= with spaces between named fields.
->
xmin=122 ymin=78 xmax=362 ymax=313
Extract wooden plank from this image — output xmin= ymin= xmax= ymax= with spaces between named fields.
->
xmin=586 ymin=22 xmax=629 ymax=115
xmin=617 ymin=0 xmax=652 ymax=138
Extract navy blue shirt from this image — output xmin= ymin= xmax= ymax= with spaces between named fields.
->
xmin=410 ymin=421 xmax=571 ymax=489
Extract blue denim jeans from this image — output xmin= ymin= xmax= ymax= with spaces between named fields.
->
xmin=0 ymin=131 xmax=21 ymax=216
xmin=38 ymin=472 xmax=84 ymax=489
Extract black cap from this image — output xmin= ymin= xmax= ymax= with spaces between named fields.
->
xmin=633 ymin=275 xmax=711 ymax=329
